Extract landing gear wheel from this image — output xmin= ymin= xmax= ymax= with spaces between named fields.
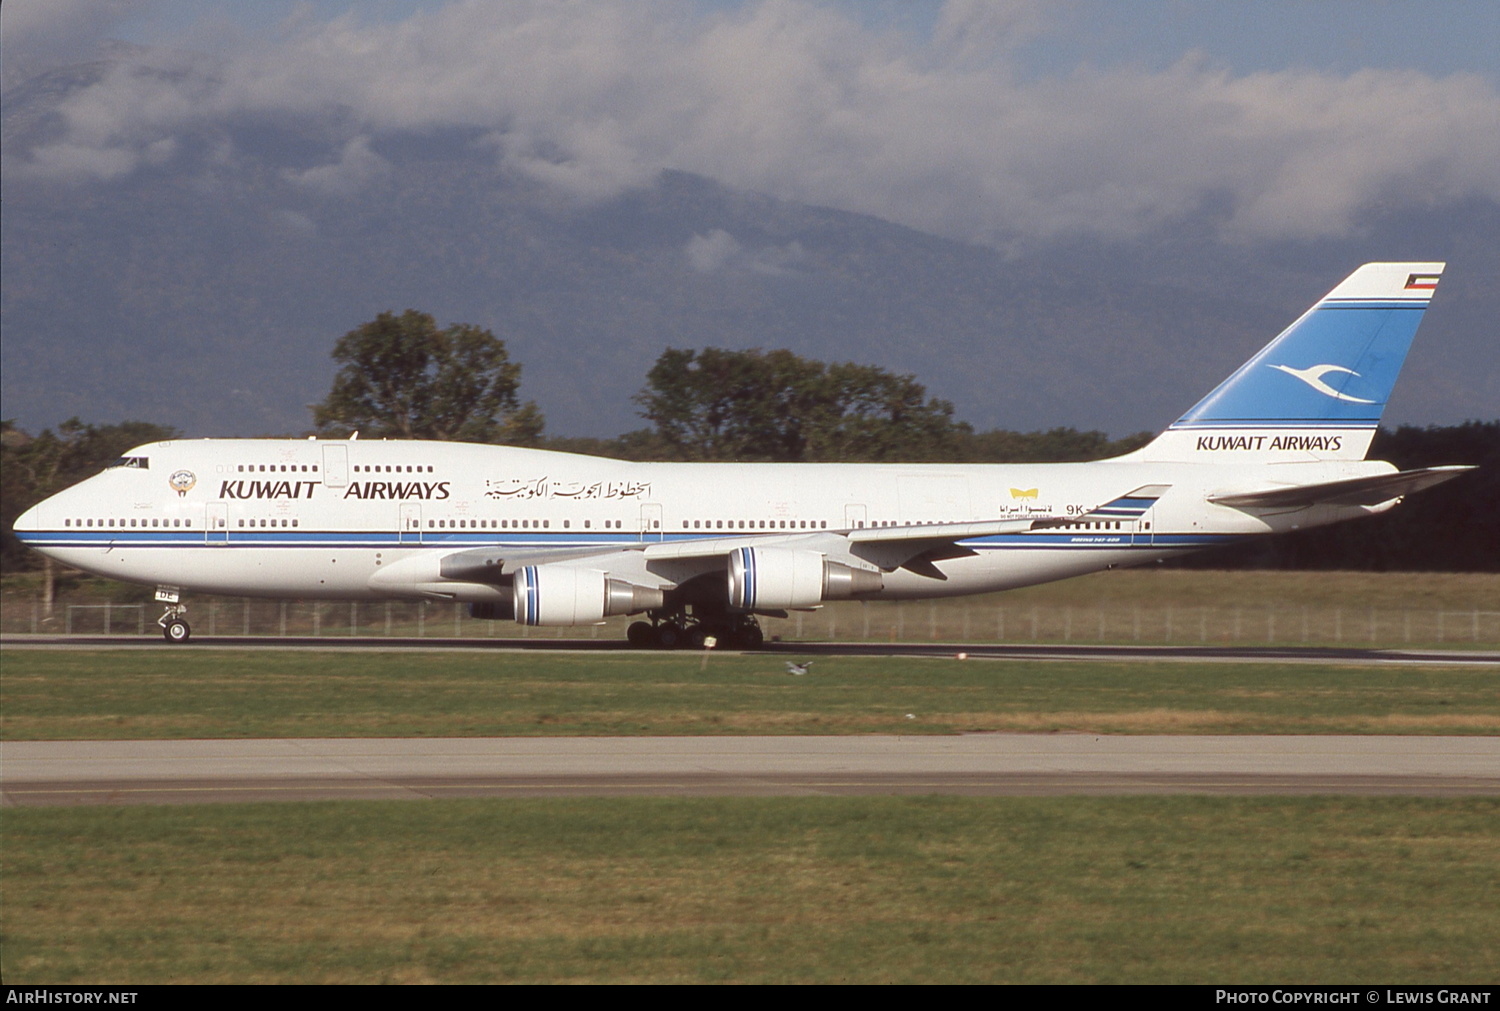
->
xmin=654 ymin=624 xmax=684 ymax=650
xmin=627 ymin=621 xmax=655 ymax=647
xmin=163 ymin=619 xmax=191 ymax=644
xmin=737 ymin=624 xmax=764 ymax=650
xmin=685 ymin=625 xmax=708 ymax=649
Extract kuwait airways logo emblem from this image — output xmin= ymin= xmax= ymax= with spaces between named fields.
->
xmin=1267 ymin=364 xmax=1375 ymax=404
xmin=168 ymin=469 xmax=197 ymax=497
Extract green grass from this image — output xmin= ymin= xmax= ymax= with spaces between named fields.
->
xmin=4 ymin=796 xmax=1496 ymax=984
xmin=2 ymin=649 xmax=1497 ymax=739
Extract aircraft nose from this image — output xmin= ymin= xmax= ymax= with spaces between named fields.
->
xmin=13 ymin=502 xmax=43 ymax=532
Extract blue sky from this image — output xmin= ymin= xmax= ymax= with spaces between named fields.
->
xmin=91 ymin=0 xmax=1498 ymax=80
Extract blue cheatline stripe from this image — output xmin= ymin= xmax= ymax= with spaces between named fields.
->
xmin=963 ymin=533 xmax=1240 ymax=550
xmin=16 ymin=528 xmax=1244 ymax=554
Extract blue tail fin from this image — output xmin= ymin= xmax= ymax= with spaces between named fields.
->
xmin=1134 ymin=262 xmax=1443 ymax=462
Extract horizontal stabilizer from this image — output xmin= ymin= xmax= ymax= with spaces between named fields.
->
xmin=1209 ymin=466 xmax=1473 ymax=510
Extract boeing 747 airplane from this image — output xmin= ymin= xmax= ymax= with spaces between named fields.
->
xmin=12 ymin=262 xmax=1471 ymax=647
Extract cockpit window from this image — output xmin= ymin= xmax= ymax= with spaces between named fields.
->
xmin=109 ymin=457 xmax=150 ymax=470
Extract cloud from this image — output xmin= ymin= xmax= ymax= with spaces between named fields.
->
xmin=686 ymin=228 xmax=806 ymax=274
xmin=686 ymin=229 xmax=742 ymax=273
xmin=10 ymin=0 xmax=1500 ymax=244
xmin=282 ymin=135 xmax=390 ymax=196
xmin=1 ymin=0 xmax=139 ymax=80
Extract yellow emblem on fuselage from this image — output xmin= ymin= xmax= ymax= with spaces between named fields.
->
xmin=1009 ymin=488 xmax=1038 ymax=499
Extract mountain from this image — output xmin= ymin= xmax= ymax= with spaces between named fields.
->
xmin=3 ymin=53 xmax=1496 ymax=440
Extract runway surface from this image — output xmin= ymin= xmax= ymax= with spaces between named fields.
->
xmin=5 ymin=633 xmax=1497 ymax=666
xmin=4 ymin=735 xmax=1497 ymax=806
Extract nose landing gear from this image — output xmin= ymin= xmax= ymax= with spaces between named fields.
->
xmin=155 ymin=586 xmax=191 ymax=643
xmin=158 ymin=605 xmax=191 ymax=643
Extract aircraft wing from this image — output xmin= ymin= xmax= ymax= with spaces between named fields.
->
xmin=1208 ymin=466 xmax=1473 ymax=510
xmin=434 ymin=543 xmax=640 ymax=583
xmin=645 ymin=486 xmax=1159 ymax=577
xmin=385 ymin=487 xmax=1153 ymax=599
xmin=370 ymin=542 xmax=644 ymax=598
xmin=641 ymin=518 xmax=1041 ymax=579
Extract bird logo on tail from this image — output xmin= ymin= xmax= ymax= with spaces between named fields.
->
xmin=1267 ymin=364 xmax=1376 ymax=404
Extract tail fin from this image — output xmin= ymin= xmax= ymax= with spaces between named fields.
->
xmin=1132 ymin=262 xmax=1443 ymax=462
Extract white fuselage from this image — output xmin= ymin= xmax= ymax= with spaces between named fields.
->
xmin=14 ymin=438 xmax=1393 ymax=604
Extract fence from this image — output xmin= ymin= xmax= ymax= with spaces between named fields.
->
xmin=5 ymin=595 xmax=1498 ymax=648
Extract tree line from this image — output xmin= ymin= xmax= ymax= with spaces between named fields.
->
xmin=3 ymin=310 xmax=1494 ymax=574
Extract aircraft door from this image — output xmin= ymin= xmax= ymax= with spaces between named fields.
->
xmin=206 ymin=502 xmax=228 ymax=545
xmin=1131 ymin=505 xmax=1156 ymax=547
xmin=639 ymin=503 xmax=663 ymax=542
xmin=844 ymin=504 xmax=867 ymax=530
xmin=322 ymin=445 xmax=348 ymax=489
xmin=400 ymin=503 xmax=423 ymax=544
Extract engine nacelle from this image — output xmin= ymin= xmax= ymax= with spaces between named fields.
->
xmin=727 ymin=547 xmax=883 ymax=610
xmin=513 ymin=565 xmax=665 ymax=626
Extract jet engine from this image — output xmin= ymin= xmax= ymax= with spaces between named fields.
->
xmin=726 ymin=547 xmax=883 ymax=610
xmin=513 ymin=565 xmax=664 ymax=626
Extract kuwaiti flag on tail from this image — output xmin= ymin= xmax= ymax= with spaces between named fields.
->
xmin=1131 ymin=262 xmax=1444 ymax=464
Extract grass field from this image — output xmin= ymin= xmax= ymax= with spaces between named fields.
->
xmin=4 ymin=796 xmax=1497 ymax=984
xmin=1 ymin=649 xmax=1497 ymax=740
xmin=4 ymin=569 xmax=1495 ymax=985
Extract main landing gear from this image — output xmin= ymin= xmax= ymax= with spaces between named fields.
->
xmin=626 ymin=613 xmax=765 ymax=650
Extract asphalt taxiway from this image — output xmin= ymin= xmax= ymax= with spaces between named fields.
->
xmin=5 ymin=633 xmax=1498 ymax=666
xmin=4 ymin=734 xmax=1497 ymax=806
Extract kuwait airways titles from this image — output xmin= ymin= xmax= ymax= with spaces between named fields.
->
xmin=12 ymin=263 xmax=1472 ymax=648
